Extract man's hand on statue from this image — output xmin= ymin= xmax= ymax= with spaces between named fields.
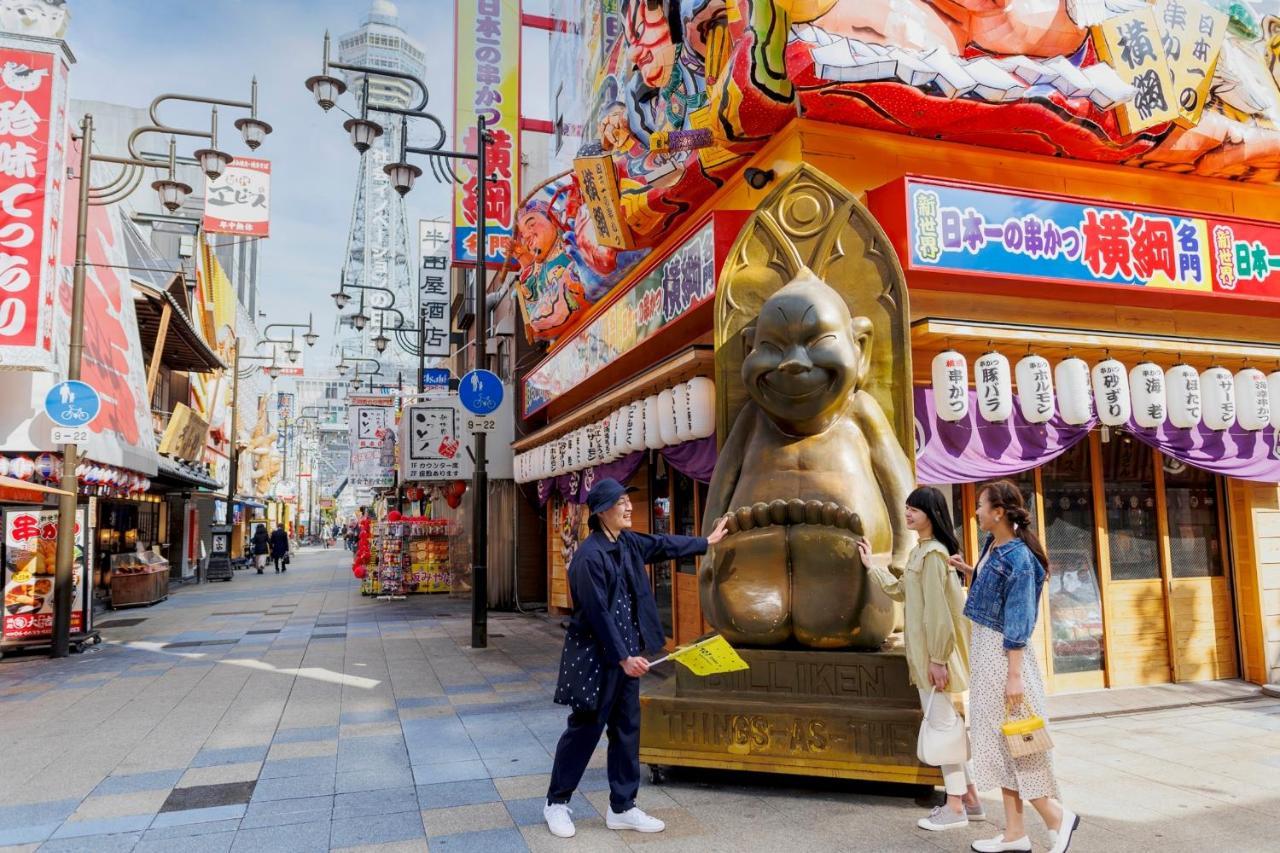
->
xmin=706 ymin=515 xmax=731 ymax=546
xmin=621 ymin=656 xmax=650 ymax=677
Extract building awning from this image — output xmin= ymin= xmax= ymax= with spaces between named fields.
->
xmin=0 ymin=476 xmax=72 ymax=497
xmin=236 ymin=495 xmax=267 ymax=509
xmin=152 ymin=456 xmax=222 ymax=490
xmin=134 ymin=283 xmax=226 ymax=374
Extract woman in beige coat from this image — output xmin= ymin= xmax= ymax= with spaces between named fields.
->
xmin=859 ymin=486 xmax=982 ymax=832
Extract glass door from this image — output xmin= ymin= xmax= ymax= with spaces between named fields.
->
xmin=649 ymin=459 xmax=675 ymax=643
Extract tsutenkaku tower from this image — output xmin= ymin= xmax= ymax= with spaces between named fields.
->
xmin=333 ymin=0 xmax=425 ymax=368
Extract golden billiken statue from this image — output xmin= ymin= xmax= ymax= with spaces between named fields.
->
xmin=700 ymin=270 xmax=914 ymax=649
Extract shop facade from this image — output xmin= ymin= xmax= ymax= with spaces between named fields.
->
xmin=514 ymin=3 xmax=1280 ymax=692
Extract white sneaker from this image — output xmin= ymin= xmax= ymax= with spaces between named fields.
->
xmin=971 ymin=835 xmax=1031 ymax=852
xmin=544 ymin=803 xmax=575 ymax=838
xmin=918 ymin=805 xmax=969 ymax=831
xmin=606 ymin=806 xmax=665 ymax=833
xmin=1049 ymin=808 xmax=1080 ymax=853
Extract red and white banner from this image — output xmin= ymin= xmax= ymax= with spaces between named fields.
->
xmin=0 ymin=38 xmax=70 ymax=370
xmin=203 ymin=157 xmax=270 ymax=236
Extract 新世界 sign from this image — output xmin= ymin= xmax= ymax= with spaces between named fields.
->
xmin=890 ymin=177 xmax=1280 ymax=301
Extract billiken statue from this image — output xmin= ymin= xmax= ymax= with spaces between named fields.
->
xmin=700 ymin=269 xmax=914 ymax=649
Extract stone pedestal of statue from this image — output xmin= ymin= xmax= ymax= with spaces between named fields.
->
xmin=639 ymin=646 xmax=940 ymax=786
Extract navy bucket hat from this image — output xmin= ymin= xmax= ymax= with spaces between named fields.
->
xmin=585 ymin=478 xmax=637 ymax=515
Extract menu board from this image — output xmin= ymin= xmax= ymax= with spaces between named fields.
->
xmin=2 ymin=507 xmax=90 ymax=643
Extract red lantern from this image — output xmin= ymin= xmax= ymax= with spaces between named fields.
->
xmin=354 ymin=565 xmax=366 ymax=580
xmin=387 ymin=510 xmax=402 ymax=522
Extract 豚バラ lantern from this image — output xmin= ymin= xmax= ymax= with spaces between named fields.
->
xmin=1234 ymin=368 xmax=1270 ymax=431
xmin=932 ymin=351 xmax=969 ymax=422
xmin=1054 ymin=358 xmax=1094 ymax=425
xmin=643 ymin=395 xmax=663 ymax=449
xmin=1091 ymin=358 xmax=1131 ymax=427
xmin=1165 ymin=364 xmax=1201 ymax=429
xmin=686 ymin=377 xmax=715 ymax=439
xmin=1014 ymin=354 xmax=1054 ymax=424
xmin=974 ymin=352 xmax=1013 ymax=423
xmin=1200 ymin=367 xmax=1236 ymax=431
xmin=1129 ymin=362 xmax=1166 ymax=429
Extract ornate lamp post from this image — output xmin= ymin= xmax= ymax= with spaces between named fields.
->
xmin=53 ymin=84 xmax=270 ymax=658
xmin=306 ymin=31 xmax=497 ymax=647
xmin=225 ymin=343 xmax=283 ymax=542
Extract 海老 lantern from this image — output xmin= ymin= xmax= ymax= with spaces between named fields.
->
xmin=1129 ymin=362 xmax=1166 ymax=429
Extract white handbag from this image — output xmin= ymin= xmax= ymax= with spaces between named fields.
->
xmin=917 ymin=687 xmax=969 ymax=767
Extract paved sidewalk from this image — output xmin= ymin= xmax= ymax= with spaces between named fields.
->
xmin=1 ymin=548 xmax=1276 ymax=852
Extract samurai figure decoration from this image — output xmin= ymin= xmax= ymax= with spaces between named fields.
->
xmin=701 ymin=164 xmax=915 ymax=650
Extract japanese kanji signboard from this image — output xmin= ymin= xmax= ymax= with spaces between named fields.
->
xmin=453 ymin=0 xmax=519 ymax=266
xmin=572 ymin=152 xmax=633 ymax=250
xmin=1091 ymin=6 xmax=1179 ymax=134
xmin=202 ymin=157 xmax=270 ymax=236
xmin=891 ymin=177 xmax=1280 ymax=303
xmin=0 ymin=38 xmax=69 ymax=370
xmin=1154 ymin=0 xmax=1227 ymax=128
xmin=3 ymin=506 xmax=89 ymax=643
xmin=419 ymin=222 xmax=452 ymax=359
xmin=401 ymin=402 xmax=468 ymax=481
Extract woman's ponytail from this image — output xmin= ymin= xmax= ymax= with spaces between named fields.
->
xmin=981 ymin=482 xmax=1050 ymax=573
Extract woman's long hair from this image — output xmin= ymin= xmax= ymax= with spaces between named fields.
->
xmin=980 ymin=480 xmax=1050 ymax=572
xmin=905 ymin=486 xmax=961 ymax=557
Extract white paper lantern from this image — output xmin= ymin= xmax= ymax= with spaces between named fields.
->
xmin=627 ymin=401 xmax=647 ymax=452
xmin=604 ymin=411 xmax=620 ymax=461
xmin=931 ymin=351 xmax=969 ymax=422
xmin=1054 ymin=357 xmax=1094 ymax=425
xmin=657 ymin=388 xmax=679 ymax=446
xmin=1129 ymin=363 xmax=1166 ymax=429
xmin=1014 ymin=354 xmax=1055 ymax=424
xmin=1234 ymin=368 xmax=1270 ymax=431
xmin=643 ymin=395 xmax=663 ymax=449
xmin=1269 ymin=372 xmax=1280 ymax=430
xmin=1200 ymin=366 xmax=1236 ymax=431
xmin=1165 ymin=364 xmax=1201 ymax=429
xmin=672 ymin=383 xmax=694 ymax=442
xmin=577 ymin=428 xmax=589 ymax=468
xmin=686 ymin=377 xmax=715 ymax=439
xmin=1091 ymin=358 xmax=1131 ymax=426
xmin=974 ymin=352 xmax=1013 ymax=423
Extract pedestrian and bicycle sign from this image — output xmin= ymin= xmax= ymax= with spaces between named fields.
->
xmin=459 ymin=369 xmax=502 ymax=416
xmin=45 ymin=382 xmax=100 ymax=445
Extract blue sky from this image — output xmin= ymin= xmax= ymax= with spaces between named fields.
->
xmin=65 ymin=0 xmax=549 ymax=361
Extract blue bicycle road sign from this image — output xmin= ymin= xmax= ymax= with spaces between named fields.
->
xmin=459 ymin=369 xmax=503 ymax=416
xmin=45 ymin=381 xmax=102 ymax=428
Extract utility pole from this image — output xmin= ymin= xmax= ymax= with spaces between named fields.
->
xmin=471 ymin=115 xmax=489 ymax=649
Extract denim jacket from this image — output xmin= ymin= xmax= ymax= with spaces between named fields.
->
xmin=962 ymin=536 xmax=1045 ymax=651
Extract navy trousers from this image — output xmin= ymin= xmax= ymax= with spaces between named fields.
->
xmin=546 ymin=665 xmax=640 ymax=812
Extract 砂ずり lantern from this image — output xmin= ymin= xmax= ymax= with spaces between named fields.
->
xmin=657 ymin=389 xmax=679 ymax=446
xmin=1054 ymin=358 xmax=1094 ymax=425
xmin=1091 ymin=358 xmax=1131 ymax=426
xmin=686 ymin=377 xmax=715 ymax=439
xmin=932 ymin=351 xmax=968 ymax=422
xmin=1165 ymin=364 xmax=1201 ymax=429
xmin=974 ymin=352 xmax=1013 ymax=423
xmin=1200 ymin=367 xmax=1236 ymax=431
xmin=1234 ymin=368 xmax=1270 ymax=431
xmin=1129 ymin=363 xmax=1166 ymax=429
xmin=1014 ymin=354 xmax=1054 ymax=424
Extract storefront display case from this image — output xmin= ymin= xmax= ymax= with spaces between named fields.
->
xmin=109 ymin=550 xmax=169 ymax=608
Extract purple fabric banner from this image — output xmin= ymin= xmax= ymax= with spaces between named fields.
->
xmin=661 ymin=436 xmax=718 ymax=483
xmin=536 ymin=450 xmax=647 ymax=505
xmin=1125 ymin=420 xmax=1280 ymax=483
xmin=914 ymin=387 xmax=1095 ymax=484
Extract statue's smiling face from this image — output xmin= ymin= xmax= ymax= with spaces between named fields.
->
xmin=742 ymin=276 xmax=860 ymax=426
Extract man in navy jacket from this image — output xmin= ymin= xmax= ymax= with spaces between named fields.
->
xmin=544 ymin=477 xmax=729 ymax=838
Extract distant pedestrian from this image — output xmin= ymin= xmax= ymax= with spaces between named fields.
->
xmin=948 ymin=480 xmax=1078 ymax=853
xmin=543 ymin=478 xmax=729 ymax=840
xmin=270 ymin=524 xmax=290 ymax=573
xmin=860 ymin=486 xmax=982 ymax=832
xmin=251 ymin=523 xmax=269 ymax=574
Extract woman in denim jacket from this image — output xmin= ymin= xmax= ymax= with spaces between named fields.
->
xmin=948 ymin=481 xmax=1079 ymax=853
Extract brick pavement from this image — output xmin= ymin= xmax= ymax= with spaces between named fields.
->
xmin=0 ymin=548 xmax=1276 ymax=852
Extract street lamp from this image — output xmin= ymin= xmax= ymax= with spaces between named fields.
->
xmin=351 ymin=312 xmax=369 ymax=331
xmin=54 ymin=81 xmax=270 ymax=659
xmin=307 ymin=30 xmax=496 ymax=646
xmin=224 ymin=341 xmax=284 ymax=580
xmin=372 ymin=331 xmax=389 ymax=354
xmin=343 ymin=117 xmax=383 ymax=153
xmin=335 ymin=360 xmax=350 ymax=376
xmin=332 ymin=290 xmax=350 ymax=309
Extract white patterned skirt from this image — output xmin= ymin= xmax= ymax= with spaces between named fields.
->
xmin=969 ymin=622 xmax=1059 ymax=800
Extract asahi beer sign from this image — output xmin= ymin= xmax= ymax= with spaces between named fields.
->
xmin=203 ymin=158 xmax=270 ymax=236
xmin=0 ymin=36 xmax=70 ymax=370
